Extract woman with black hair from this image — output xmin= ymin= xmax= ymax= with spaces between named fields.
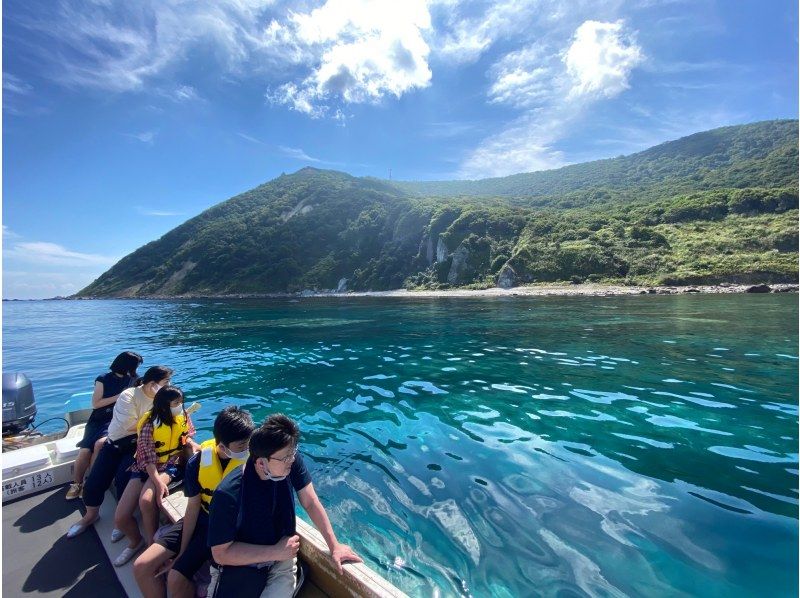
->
xmin=112 ymin=385 xmax=198 ymax=567
xmin=66 ymin=351 xmax=143 ymax=500
xmin=66 ymin=365 xmax=173 ymax=541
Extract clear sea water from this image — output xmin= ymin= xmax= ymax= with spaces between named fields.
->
xmin=2 ymin=295 xmax=798 ymax=597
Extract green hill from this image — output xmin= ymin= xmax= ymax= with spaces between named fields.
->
xmin=76 ymin=120 xmax=798 ymax=297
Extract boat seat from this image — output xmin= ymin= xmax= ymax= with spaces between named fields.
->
xmin=54 ymin=436 xmax=82 ymax=461
xmin=2 ymin=444 xmax=50 ymax=477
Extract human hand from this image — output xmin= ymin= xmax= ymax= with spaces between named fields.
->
xmin=274 ymin=535 xmax=300 ymax=561
xmin=330 ymin=543 xmax=363 ymax=575
xmin=155 ymin=479 xmax=169 ymax=506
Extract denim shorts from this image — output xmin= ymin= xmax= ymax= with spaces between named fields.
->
xmin=131 ymin=462 xmax=184 ymax=483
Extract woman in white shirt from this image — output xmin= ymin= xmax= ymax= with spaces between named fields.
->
xmin=66 ymin=365 xmax=174 ymax=539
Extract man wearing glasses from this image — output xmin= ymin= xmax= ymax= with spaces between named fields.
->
xmin=207 ymin=413 xmax=362 ymax=597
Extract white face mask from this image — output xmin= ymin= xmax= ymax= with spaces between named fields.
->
xmin=152 ymin=383 xmax=163 ymax=394
xmin=221 ymin=445 xmax=249 ymax=461
xmin=170 ymin=405 xmax=183 ymax=416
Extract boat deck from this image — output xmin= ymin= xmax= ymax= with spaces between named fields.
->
xmin=2 ymin=485 xmax=127 ymax=597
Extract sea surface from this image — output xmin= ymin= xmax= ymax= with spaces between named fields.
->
xmin=3 ymin=295 xmax=798 ymax=597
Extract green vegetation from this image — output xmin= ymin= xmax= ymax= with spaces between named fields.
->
xmin=77 ymin=120 xmax=798 ymax=297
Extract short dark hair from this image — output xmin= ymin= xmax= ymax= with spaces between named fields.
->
xmin=110 ymin=351 xmax=143 ymax=376
xmin=213 ymin=406 xmax=255 ymax=446
xmin=250 ymin=414 xmax=300 ymax=459
xmin=149 ymin=385 xmax=184 ymax=426
xmin=137 ymin=366 xmax=174 ymax=387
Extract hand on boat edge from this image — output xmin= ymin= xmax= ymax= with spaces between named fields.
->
xmin=330 ymin=543 xmax=363 ymax=575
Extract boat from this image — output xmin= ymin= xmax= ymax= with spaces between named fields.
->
xmin=2 ymin=373 xmax=408 ymax=597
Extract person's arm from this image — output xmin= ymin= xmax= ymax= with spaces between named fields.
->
xmin=298 ymin=482 xmax=362 ymax=574
xmin=138 ymin=422 xmax=170 ymax=504
xmin=211 ymin=537 xmax=299 ymax=566
xmin=91 ymin=381 xmax=119 ymax=409
xmin=207 ymin=486 xmax=299 ymax=565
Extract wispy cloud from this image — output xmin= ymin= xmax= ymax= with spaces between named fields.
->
xmin=5 ymin=241 xmax=118 ymax=267
xmin=278 ymin=146 xmax=321 ymax=163
xmin=125 ymin=130 xmax=157 ymax=144
xmin=460 ymin=18 xmax=644 ymax=178
xmin=3 ymin=73 xmax=32 ymax=95
xmin=136 ymin=207 xmax=185 ymax=217
xmin=2 ymin=225 xmax=22 ymax=240
xmin=237 ymin=132 xmax=267 ymax=145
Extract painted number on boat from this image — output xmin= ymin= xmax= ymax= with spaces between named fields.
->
xmin=3 ymin=471 xmax=54 ymax=498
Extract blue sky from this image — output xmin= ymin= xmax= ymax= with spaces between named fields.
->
xmin=3 ymin=0 xmax=797 ymax=299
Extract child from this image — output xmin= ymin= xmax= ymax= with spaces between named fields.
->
xmin=133 ymin=406 xmax=255 ymax=598
xmin=113 ymin=385 xmax=198 ymax=567
xmin=66 ymin=351 xmax=143 ymax=500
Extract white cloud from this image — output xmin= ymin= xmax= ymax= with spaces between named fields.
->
xmin=278 ymin=146 xmax=321 ymax=163
xmin=488 ymin=44 xmax=558 ymax=109
xmin=266 ymin=0 xmax=433 ymax=116
xmin=460 ymin=18 xmax=643 ymax=177
xmin=5 ymin=242 xmax=118 ymax=267
xmin=564 ymin=20 xmax=643 ymax=98
xmin=430 ymin=0 xmax=543 ymax=64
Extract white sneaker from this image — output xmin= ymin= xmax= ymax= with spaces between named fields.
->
xmin=110 ymin=528 xmax=125 ymax=543
xmin=113 ymin=539 xmax=144 ymax=567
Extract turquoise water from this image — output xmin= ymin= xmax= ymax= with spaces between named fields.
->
xmin=3 ymin=295 xmax=798 ymax=597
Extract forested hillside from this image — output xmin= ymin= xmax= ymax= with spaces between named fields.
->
xmin=77 ymin=120 xmax=798 ymax=297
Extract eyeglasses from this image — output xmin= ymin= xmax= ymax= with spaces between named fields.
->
xmin=268 ymin=446 xmax=298 ymax=464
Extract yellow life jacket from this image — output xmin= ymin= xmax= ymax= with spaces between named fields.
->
xmin=197 ymin=438 xmax=246 ymax=513
xmin=136 ymin=412 xmax=189 ymax=465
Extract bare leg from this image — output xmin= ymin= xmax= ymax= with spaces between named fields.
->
xmin=139 ymin=473 xmax=170 ymax=545
xmin=75 ymin=505 xmax=100 ymax=527
xmin=133 ymin=543 xmax=174 ymax=598
xmin=115 ymin=477 xmax=144 ymax=549
xmin=72 ymin=448 xmax=92 ymax=485
xmin=167 ymin=568 xmax=196 ymax=598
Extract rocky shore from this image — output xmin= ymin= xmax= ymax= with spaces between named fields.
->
xmin=64 ymin=282 xmax=799 ymax=300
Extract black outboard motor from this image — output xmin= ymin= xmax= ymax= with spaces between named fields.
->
xmin=2 ymin=373 xmax=37 ymax=435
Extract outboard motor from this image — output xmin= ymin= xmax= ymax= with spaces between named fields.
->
xmin=2 ymin=373 xmax=37 ymax=435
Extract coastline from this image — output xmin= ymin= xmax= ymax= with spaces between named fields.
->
xmin=57 ymin=282 xmax=799 ymax=301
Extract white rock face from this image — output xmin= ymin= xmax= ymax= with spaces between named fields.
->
xmin=336 ymin=277 xmax=348 ymax=292
xmin=447 ymin=245 xmax=470 ymax=284
xmin=436 ymin=237 xmax=449 ymax=263
xmin=497 ymin=263 xmax=516 ymax=288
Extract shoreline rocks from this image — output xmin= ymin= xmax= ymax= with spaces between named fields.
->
xmin=64 ymin=282 xmax=799 ymax=301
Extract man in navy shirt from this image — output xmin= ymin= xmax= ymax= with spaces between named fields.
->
xmin=207 ymin=414 xmax=362 ymax=597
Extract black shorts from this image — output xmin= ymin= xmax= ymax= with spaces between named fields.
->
xmin=155 ymin=516 xmax=211 ymax=580
xmin=76 ymin=419 xmax=110 ymax=451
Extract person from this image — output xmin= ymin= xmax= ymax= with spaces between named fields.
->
xmin=113 ymin=385 xmax=198 ymax=567
xmin=66 ymin=366 xmax=174 ymax=540
xmin=66 ymin=351 xmax=143 ymax=500
xmin=207 ymin=414 xmax=363 ymax=597
xmin=133 ymin=406 xmax=255 ymax=598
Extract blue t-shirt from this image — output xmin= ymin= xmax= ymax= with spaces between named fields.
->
xmin=207 ymin=454 xmax=311 ymax=549
xmin=88 ymin=372 xmax=136 ymax=423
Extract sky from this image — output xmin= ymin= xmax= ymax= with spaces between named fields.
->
xmin=2 ymin=0 xmax=798 ymax=299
